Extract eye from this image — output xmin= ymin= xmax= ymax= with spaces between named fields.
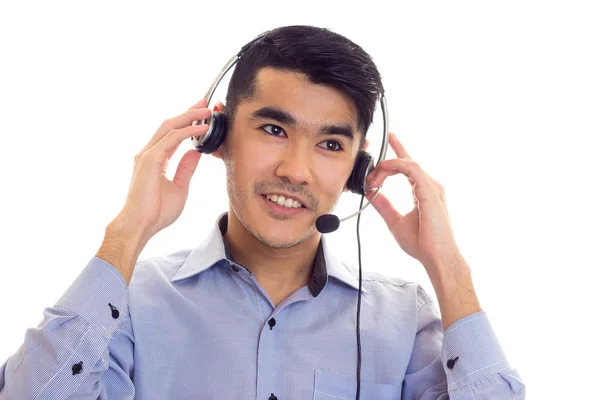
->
xmin=260 ymin=124 xmax=285 ymax=137
xmin=318 ymin=140 xmax=344 ymax=152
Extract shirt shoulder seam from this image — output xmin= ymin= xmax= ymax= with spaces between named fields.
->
xmin=359 ymin=278 xmax=416 ymax=289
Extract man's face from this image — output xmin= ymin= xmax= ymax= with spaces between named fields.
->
xmin=221 ymin=67 xmax=362 ymax=249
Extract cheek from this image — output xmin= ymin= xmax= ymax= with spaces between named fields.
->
xmin=228 ymin=136 xmax=273 ymax=178
xmin=315 ymin=160 xmax=353 ymax=197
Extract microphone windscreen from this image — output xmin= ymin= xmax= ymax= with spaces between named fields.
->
xmin=316 ymin=214 xmax=340 ymax=234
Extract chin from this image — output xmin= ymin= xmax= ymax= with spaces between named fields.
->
xmin=253 ymin=219 xmax=312 ymax=249
xmin=248 ymin=201 xmax=316 ymax=248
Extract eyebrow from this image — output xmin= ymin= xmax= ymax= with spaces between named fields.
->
xmin=248 ymin=106 xmax=355 ymax=142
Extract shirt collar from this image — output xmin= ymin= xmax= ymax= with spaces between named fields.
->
xmin=171 ymin=212 xmax=366 ymax=296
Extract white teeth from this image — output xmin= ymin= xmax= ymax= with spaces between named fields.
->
xmin=265 ymin=194 xmax=303 ymax=209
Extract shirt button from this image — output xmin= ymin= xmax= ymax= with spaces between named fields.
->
xmin=72 ymin=361 xmax=83 ymax=375
xmin=108 ymin=303 xmax=119 ymax=319
xmin=268 ymin=318 xmax=276 ymax=330
xmin=269 ymin=394 xmax=278 ymax=400
xmin=232 ymin=265 xmax=240 ymax=272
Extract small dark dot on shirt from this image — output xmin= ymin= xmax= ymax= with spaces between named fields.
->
xmin=268 ymin=318 xmax=276 ymax=330
xmin=269 ymin=393 xmax=278 ymax=400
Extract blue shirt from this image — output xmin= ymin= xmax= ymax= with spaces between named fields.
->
xmin=0 ymin=212 xmax=525 ymax=399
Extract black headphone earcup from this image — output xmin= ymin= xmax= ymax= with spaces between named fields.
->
xmin=346 ymin=151 xmax=374 ymax=195
xmin=195 ymin=112 xmax=228 ymax=154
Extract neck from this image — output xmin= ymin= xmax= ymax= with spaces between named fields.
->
xmin=223 ymin=208 xmax=321 ymax=304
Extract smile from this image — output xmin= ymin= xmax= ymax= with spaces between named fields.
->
xmin=264 ymin=193 xmax=305 ymax=208
xmin=261 ymin=194 xmax=307 ymax=216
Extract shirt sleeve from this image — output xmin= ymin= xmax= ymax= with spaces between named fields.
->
xmin=0 ymin=256 xmax=136 ymax=400
xmin=401 ymin=285 xmax=526 ymax=399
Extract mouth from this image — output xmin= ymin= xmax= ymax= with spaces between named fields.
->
xmin=260 ymin=193 xmax=307 ymax=216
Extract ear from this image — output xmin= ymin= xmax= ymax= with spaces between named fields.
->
xmin=211 ymin=148 xmax=224 ymax=160
xmin=210 ymin=100 xmax=226 ymax=160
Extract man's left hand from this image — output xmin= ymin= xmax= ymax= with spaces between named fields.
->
xmin=365 ymin=132 xmax=462 ymax=272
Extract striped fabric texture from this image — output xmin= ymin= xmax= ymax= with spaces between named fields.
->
xmin=0 ymin=212 xmax=525 ymax=399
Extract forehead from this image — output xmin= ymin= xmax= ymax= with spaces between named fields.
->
xmin=244 ymin=67 xmax=358 ymax=131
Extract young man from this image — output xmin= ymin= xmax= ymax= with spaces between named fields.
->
xmin=0 ymin=26 xmax=525 ymax=399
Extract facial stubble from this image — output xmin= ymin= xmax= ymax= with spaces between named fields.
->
xmin=223 ymin=145 xmax=319 ymax=250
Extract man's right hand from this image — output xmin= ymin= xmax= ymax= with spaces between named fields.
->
xmin=97 ymin=99 xmax=214 ymax=284
xmin=118 ymin=98 xmax=213 ymax=238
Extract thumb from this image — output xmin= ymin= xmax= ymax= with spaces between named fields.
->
xmin=365 ymin=189 xmax=402 ymax=226
xmin=173 ymin=149 xmax=202 ymax=190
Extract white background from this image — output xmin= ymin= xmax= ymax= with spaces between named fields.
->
xmin=1 ymin=1 xmax=598 ymax=398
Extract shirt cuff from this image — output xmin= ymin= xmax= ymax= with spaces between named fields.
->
xmin=441 ymin=310 xmax=512 ymax=391
xmin=55 ymin=256 xmax=129 ymax=338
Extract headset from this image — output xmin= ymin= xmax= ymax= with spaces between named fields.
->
xmin=190 ymin=31 xmax=389 ymax=400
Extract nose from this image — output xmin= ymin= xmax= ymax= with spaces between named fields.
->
xmin=274 ymin=145 xmax=313 ymax=186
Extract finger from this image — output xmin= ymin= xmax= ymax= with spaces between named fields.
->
xmin=213 ymin=101 xmax=224 ymax=112
xmin=158 ymin=107 xmax=212 ymax=137
xmin=188 ymin=98 xmax=208 ymax=111
xmin=388 ymin=132 xmax=411 ymax=159
xmin=173 ymin=148 xmax=202 ymax=190
xmin=141 ymin=108 xmax=212 ymax=154
xmin=365 ymin=189 xmax=404 ymax=226
xmin=368 ymin=169 xmax=403 ymax=190
xmin=367 ymin=158 xmax=424 ymax=188
xmin=144 ymin=124 xmax=210 ymax=163
xmin=367 ymin=155 xmax=411 ymax=180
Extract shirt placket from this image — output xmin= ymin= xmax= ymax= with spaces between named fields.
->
xmin=228 ymin=261 xmax=314 ymax=400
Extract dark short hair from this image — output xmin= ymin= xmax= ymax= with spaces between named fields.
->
xmin=224 ymin=25 xmax=384 ymax=150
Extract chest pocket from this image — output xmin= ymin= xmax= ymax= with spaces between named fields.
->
xmin=313 ymin=369 xmax=403 ymax=400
